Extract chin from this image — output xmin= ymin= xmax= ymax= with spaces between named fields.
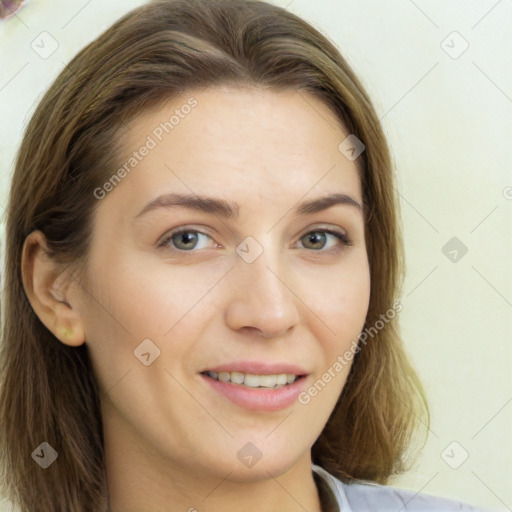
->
xmin=213 ymin=447 xmax=305 ymax=483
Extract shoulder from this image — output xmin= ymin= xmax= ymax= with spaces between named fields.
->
xmin=341 ymin=481 xmax=488 ymax=511
xmin=312 ymin=464 xmax=496 ymax=512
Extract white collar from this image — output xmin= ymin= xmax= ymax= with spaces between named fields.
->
xmin=313 ymin=463 xmax=353 ymax=512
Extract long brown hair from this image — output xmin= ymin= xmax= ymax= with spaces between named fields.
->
xmin=0 ymin=1 xmax=429 ymax=510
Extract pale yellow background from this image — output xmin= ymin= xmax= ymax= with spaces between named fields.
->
xmin=0 ymin=1 xmax=510 ymax=511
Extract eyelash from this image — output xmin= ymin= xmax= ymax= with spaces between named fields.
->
xmin=158 ymin=227 xmax=353 ymax=254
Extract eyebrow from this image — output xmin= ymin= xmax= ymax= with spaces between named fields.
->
xmin=133 ymin=192 xmax=363 ymax=221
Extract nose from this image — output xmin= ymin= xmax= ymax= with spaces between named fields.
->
xmin=224 ymin=245 xmax=300 ymax=338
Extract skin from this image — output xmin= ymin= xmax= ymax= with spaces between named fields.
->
xmin=23 ymin=85 xmax=371 ymax=512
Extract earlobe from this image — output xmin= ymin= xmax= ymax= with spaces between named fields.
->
xmin=21 ymin=230 xmax=86 ymax=347
xmin=51 ymin=301 xmax=86 ymax=347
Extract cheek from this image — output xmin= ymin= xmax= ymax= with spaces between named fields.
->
xmin=304 ymin=263 xmax=370 ymax=397
xmin=297 ymin=264 xmax=370 ymax=412
xmin=85 ymin=255 xmax=221 ymax=339
xmin=307 ymin=259 xmax=371 ymax=337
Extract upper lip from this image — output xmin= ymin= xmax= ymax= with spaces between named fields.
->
xmin=201 ymin=361 xmax=309 ymax=376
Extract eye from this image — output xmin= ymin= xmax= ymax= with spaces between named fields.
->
xmin=159 ymin=229 xmax=215 ymax=251
xmin=158 ymin=227 xmax=352 ymax=253
xmin=297 ymin=229 xmax=352 ymax=253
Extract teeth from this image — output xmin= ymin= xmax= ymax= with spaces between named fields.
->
xmin=258 ymin=374 xmax=277 ymax=387
xmin=276 ymin=374 xmax=287 ymax=386
xmin=204 ymin=371 xmax=299 ymax=388
xmin=218 ymin=371 xmax=230 ymax=383
xmin=230 ymin=371 xmax=244 ymax=384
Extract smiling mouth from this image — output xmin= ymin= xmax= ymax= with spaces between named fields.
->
xmin=201 ymin=370 xmax=305 ymax=389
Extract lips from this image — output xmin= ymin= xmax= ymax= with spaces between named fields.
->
xmin=200 ymin=370 xmax=308 ymax=411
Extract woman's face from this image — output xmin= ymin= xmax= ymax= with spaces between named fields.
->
xmin=73 ymin=85 xmax=370 ymax=484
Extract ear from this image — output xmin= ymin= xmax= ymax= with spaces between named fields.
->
xmin=21 ymin=230 xmax=86 ymax=347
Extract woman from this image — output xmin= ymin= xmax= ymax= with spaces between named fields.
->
xmin=0 ymin=1 xmax=492 ymax=511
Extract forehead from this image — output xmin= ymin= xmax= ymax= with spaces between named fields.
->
xmin=99 ymin=85 xmax=363 ymax=220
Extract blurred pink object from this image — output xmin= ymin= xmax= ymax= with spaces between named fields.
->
xmin=0 ymin=0 xmax=26 ymax=20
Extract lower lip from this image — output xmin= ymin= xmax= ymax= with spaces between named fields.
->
xmin=200 ymin=373 xmax=307 ymax=412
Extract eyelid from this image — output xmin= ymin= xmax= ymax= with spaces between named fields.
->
xmin=297 ymin=223 xmax=348 ymax=238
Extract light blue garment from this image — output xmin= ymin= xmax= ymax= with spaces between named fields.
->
xmin=312 ymin=463 xmax=498 ymax=512
xmin=0 ymin=464 xmax=498 ymax=511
